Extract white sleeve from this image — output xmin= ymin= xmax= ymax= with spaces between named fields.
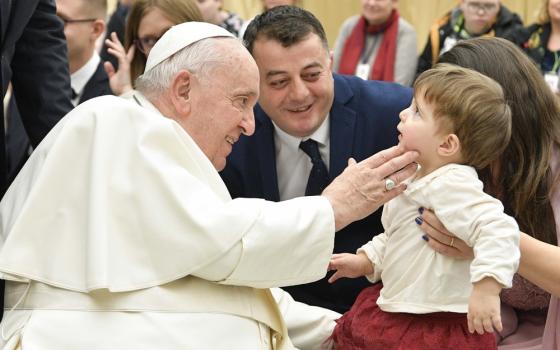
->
xmin=425 ymin=168 xmax=520 ymax=287
xmin=271 ymin=287 xmax=340 ymax=350
xmin=194 ymin=196 xmax=336 ymax=289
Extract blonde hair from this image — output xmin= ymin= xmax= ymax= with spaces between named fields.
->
xmin=538 ymin=0 xmax=550 ymax=24
xmin=125 ymin=0 xmax=203 ymax=83
xmin=414 ymin=63 xmax=512 ymax=169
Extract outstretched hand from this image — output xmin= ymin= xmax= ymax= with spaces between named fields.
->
xmin=328 ymin=252 xmax=373 ymax=283
xmin=323 ymin=146 xmax=418 ymax=231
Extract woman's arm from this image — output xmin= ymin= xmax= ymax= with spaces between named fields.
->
xmin=517 ymin=232 xmax=560 ymax=297
xmin=419 ymin=209 xmax=560 ymax=297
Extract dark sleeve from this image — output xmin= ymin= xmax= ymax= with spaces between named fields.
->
xmin=10 ymin=0 xmax=73 ymax=147
xmin=416 ymin=35 xmax=433 ymax=77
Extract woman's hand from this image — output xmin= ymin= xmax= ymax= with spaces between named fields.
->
xmin=104 ymin=32 xmax=135 ymax=95
xmin=417 ymin=208 xmax=474 ymax=259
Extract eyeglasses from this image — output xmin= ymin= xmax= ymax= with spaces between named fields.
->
xmin=465 ymin=2 xmax=499 ymax=14
xmin=58 ymin=15 xmax=97 ymax=27
xmin=134 ymin=35 xmax=161 ymax=55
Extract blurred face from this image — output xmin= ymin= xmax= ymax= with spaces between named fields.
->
xmin=137 ymin=7 xmax=175 ymax=57
xmin=262 ymin=0 xmax=298 ymax=10
xmin=184 ymin=42 xmax=260 ymax=171
xmin=196 ymin=0 xmax=221 ymax=24
xmin=56 ymin=0 xmax=98 ymax=71
xmin=361 ymin=0 xmax=396 ymax=26
xmin=460 ymin=0 xmax=500 ymax=35
xmin=252 ymin=33 xmax=334 ymax=138
xmin=397 ymin=94 xmax=445 ymax=169
xmin=549 ymin=0 xmax=560 ymax=22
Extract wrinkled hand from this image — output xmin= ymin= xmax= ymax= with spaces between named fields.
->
xmin=104 ymin=32 xmax=135 ymax=95
xmin=418 ymin=208 xmax=474 ymax=259
xmin=328 ymin=252 xmax=373 ymax=283
xmin=468 ymin=277 xmax=503 ymax=334
xmin=322 ymin=146 xmax=418 ymax=231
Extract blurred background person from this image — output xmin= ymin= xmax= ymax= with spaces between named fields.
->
xmin=238 ymin=0 xmax=300 ymax=39
xmin=57 ymin=0 xmax=112 ymax=106
xmin=417 ymin=0 xmax=524 ymax=75
xmin=195 ymin=0 xmax=244 ymax=37
xmin=332 ymin=0 xmax=417 ymax=86
xmin=522 ymin=0 xmax=560 ymax=93
xmin=104 ymin=0 xmax=203 ymax=96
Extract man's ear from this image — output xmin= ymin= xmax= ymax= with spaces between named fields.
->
xmin=169 ymin=70 xmax=192 ymax=117
xmin=438 ymin=133 xmax=460 ymax=158
xmin=92 ymin=19 xmax=106 ymax=40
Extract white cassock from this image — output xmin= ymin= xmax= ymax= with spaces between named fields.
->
xmin=0 ymin=94 xmax=340 ymax=350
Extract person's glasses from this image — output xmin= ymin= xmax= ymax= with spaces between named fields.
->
xmin=58 ymin=15 xmax=97 ymax=26
xmin=134 ymin=35 xmax=161 ymax=55
xmin=465 ymin=2 xmax=499 ymax=14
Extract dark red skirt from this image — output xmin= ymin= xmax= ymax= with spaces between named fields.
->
xmin=332 ymin=283 xmax=496 ymax=350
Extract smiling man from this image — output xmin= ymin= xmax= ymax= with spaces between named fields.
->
xmin=221 ymin=6 xmax=412 ymax=314
xmin=417 ymin=0 xmax=525 ymax=75
xmin=0 ymin=21 xmax=420 ymax=349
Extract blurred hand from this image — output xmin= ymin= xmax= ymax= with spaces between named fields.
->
xmin=104 ymin=32 xmax=135 ymax=95
xmin=322 ymin=146 xmax=418 ymax=231
xmin=418 ymin=208 xmax=474 ymax=259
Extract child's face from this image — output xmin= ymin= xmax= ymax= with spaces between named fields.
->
xmin=397 ymin=95 xmax=445 ymax=168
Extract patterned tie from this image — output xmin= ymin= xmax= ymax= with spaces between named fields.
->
xmin=299 ymin=139 xmax=330 ymax=196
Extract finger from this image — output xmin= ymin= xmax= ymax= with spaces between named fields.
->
xmin=104 ymin=61 xmax=115 ymax=77
xmin=328 ymin=272 xmax=342 ymax=284
xmin=126 ymin=45 xmax=136 ymax=61
xmin=467 ymin=316 xmax=474 ymax=334
xmin=372 ymin=150 xmax=419 ymax=179
xmin=425 ymin=234 xmax=460 ymax=257
xmin=474 ymin=317 xmax=484 ymax=335
xmin=377 ymin=183 xmax=407 ymax=203
xmin=387 ymin=162 xmax=418 ymax=184
xmin=347 ymin=158 xmax=357 ymax=166
xmin=420 ymin=209 xmax=450 ymax=237
xmin=360 ymin=146 xmax=411 ymax=170
xmin=492 ymin=315 xmax=503 ymax=332
xmin=482 ymin=317 xmax=494 ymax=333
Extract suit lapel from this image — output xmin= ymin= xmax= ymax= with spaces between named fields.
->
xmin=329 ymin=75 xmax=356 ymax=178
xmin=255 ymin=107 xmax=280 ymax=201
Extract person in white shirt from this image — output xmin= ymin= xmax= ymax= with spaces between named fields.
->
xmin=56 ymin=0 xmax=111 ymax=106
xmin=0 ymin=22 xmax=419 ymax=350
xmin=328 ymin=63 xmax=520 ymax=350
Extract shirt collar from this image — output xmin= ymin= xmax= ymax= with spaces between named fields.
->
xmin=71 ymin=52 xmax=100 ymax=95
xmin=272 ymin=114 xmax=330 ymax=152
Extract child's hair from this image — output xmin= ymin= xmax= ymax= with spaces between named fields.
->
xmin=414 ymin=63 xmax=512 ymax=169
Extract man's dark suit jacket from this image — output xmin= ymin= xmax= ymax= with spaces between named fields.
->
xmin=220 ymin=74 xmax=413 ymax=313
xmin=1 ymin=0 xmax=73 ymax=196
xmin=79 ymin=61 xmax=113 ymax=105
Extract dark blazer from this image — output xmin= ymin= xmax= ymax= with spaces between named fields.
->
xmin=220 ymin=73 xmax=412 ymax=313
xmin=1 ymin=0 xmax=73 ymax=195
xmin=79 ymin=61 xmax=113 ymax=105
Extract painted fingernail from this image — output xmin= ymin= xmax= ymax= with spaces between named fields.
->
xmin=415 ymin=217 xmax=423 ymax=225
xmin=422 ymin=235 xmax=429 ymax=242
xmin=418 ymin=207 xmax=424 ymax=214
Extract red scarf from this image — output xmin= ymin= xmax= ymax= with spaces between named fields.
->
xmin=338 ymin=10 xmax=399 ymax=82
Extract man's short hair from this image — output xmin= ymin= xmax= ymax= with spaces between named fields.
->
xmin=414 ymin=63 xmax=512 ymax=169
xmin=82 ymin=0 xmax=107 ymax=20
xmin=243 ymin=6 xmax=328 ymax=54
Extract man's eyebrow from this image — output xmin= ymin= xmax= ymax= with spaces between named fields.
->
xmin=265 ymin=62 xmax=324 ymax=79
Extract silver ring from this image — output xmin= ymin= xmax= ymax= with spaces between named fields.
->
xmin=384 ymin=178 xmax=396 ymax=191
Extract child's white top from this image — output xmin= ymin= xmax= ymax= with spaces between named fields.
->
xmin=359 ymin=163 xmax=520 ymax=313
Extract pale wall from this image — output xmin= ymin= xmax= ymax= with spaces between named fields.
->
xmin=222 ymin=0 xmax=542 ymax=51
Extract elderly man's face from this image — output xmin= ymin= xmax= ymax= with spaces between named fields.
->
xmin=460 ymin=0 xmax=500 ymax=35
xmin=185 ymin=40 xmax=259 ymax=171
xmin=252 ymin=33 xmax=334 ymax=138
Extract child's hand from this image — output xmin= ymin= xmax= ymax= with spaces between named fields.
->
xmin=467 ymin=277 xmax=503 ymax=334
xmin=328 ymin=252 xmax=373 ymax=283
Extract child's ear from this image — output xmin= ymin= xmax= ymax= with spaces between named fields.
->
xmin=438 ymin=133 xmax=460 ymax=158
